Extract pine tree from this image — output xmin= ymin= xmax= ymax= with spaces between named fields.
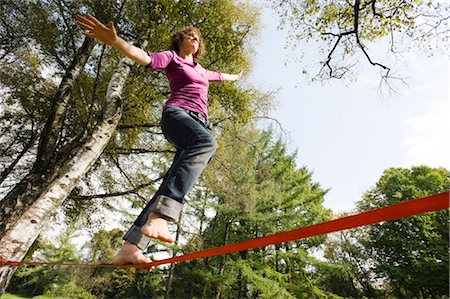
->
xmin=169 ymin=127 xmax=333 ymax=298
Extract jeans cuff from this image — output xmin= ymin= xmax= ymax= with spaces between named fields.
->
xmin=123 ymin=225 xmax=151 ymax=250
xmin=152 ymin=194 xmax=183 ymax=223
xmin=123 ymin=195 xmax=182 ymax=250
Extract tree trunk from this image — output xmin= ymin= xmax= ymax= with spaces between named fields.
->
xmin=164 ymin=212 xmax=183 ymax=299
xmin=0 ymin=38 xmax=95 ymax=238
xmin=0 ymin=50 xmax=137 ymax=294
xmin=275 ymin=243 xmax=280 ymax=272
xmin=35 ymin=38 xmax=97 ymax=171
xmin=237 ymin=268 xmax=245 ymax=299
xmin=215 ymin=221 xmax=230 ymax=299
xmin=238 ymin=249 xmax=249 ymax=299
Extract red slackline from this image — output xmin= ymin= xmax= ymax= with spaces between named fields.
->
xmin=1 ymin=191 xmax=448 ymax=270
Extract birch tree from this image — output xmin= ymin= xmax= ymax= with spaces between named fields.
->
xmin=0 ymin=0 xmax=260 ymax=294
xmin=0 ymin=26 xmax=140 ymax=296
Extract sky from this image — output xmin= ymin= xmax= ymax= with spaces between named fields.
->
xmin=247 ymin=4 xmax=449 ymax=213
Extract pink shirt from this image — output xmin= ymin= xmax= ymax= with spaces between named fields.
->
xmin=147 ymin=50 xmax=224 ymax=120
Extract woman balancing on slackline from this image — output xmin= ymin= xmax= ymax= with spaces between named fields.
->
xmin=75 ymin=14 xmax=242 ymax=265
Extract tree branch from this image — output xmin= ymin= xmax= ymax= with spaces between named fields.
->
xmin=117 ymin=122 xmax=161 ymax=130
xmin=111 ymin=155 xmax=148 ymax=204
xmin=107 ymin=148 xmax=175 ymax=155
xmin=0 ymin=124 xmax=37 ymax=185
xmin=71 ymin=177 xmax=163 ymax=200
xmin=53 ymin=0 xmax=77 ymax=55
xmin=319 ymin=0 xmax=391 ymax=80
xmin=34 ymin=37 xmax=95 ymax=171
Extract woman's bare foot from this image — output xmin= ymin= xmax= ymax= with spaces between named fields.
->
xmin=140 ymin=212 xmax=175 ymax=243
xmin=112 ymin=241 xmax=152 ymax=266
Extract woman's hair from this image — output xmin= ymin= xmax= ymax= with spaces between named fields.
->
xmin=169 ymin=26 xmax=205 ymax=63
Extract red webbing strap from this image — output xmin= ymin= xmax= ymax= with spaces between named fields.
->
xmin=1 ymin=191 xmax=448 ymax=269
xmin=142 ymin=191 xmax=449 ymax=269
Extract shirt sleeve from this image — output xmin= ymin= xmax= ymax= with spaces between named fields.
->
xmin=146 ymin=50 xmax=174 ymax=70
xmin=204 ymin=69 xmax=224 ymax=82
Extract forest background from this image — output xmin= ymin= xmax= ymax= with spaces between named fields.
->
xmin=0 ymin=0 xmax=448 ymax=298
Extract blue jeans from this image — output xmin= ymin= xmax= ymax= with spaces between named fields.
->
xmin=124 ymin=106 xmax=217 ymax=249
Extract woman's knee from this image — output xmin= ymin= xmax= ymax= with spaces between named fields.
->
xmin=192 ymin=128 xmax=216 ymax=151
xmin=200 ymin=134 xmax=217 ymax=152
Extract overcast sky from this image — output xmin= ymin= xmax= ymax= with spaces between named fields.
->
xmin=247 ymin=4 xmax=449 ymax=213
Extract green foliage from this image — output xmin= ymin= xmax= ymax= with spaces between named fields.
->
xmin=323 ymin=228 xmax=380 ymax=297
xmin=356 ymin=166 xmax=449 ymax=298
xmin=206 ymin=127 xmax=331 ymax=238
xmin=6 ymin=1 xmax=435 ymax=298
xmin=237 ymin=260 xmax=294 ymax=299
xmin=322 ymin=166 xmax=449 ymax=298
xmin=6 ymin=228 xmax=167 ymax=299
xmin=63 ymin=0 xmax=263 ymax=232
xmin=6 ymin=233 xmax=82 ymax=297
xmin=71 ymin=229 xmax=164 ymax=299
xmin=41 ymin=281 xmax=95 ymax=299
xmin=313 ymin=260 xmax=360 ymax=298
xmin=0 ymin=0 xmax=265 ymax=233
xmin=1 ymin=294 xmax=31 ymax=299
xmin=0 ymin=47 xmax=56 ymax=191
xmin=87 ymin=228 xmax=124 ymax=263
xmin=167 ymin=128 xmax=332 ymax=298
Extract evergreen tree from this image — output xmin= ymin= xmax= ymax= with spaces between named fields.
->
xmin=6 ymin=232 xmax=89 ymax=298
xmin=169 ymin=128 xmax=333 ymax=298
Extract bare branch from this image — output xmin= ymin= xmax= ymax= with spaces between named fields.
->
xmin=250 ymin=116 xmax=289 ymax=139
xmin=321 ymin=35 xmax=346 ymax=78
xmin=0 ymin=127 xmax=37 ymax=185
xmin=370 ymin=0 xmax=384 ymax=18
xmin=52 ymin=0 xmax=77 ymax=54
xmin=111 ymin=155 xmax=149 ymax=204
xmin=71 ymin=177 xmax=163 ymax=200
xmin=107 ymin=148 xmax=175 ymax=155
xmin=319 ymin=0 xmax=391 ymax=81
xmin=117 ymin=122 xmax=160 ymax=130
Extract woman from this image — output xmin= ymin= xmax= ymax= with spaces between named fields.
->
xmin=75 ymin=14 xmax=242 ymax=265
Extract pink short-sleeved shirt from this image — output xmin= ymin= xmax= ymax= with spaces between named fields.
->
xmin=147 ymin=50 xmax=224 ymax=120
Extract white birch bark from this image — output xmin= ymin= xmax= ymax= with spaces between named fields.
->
xmin=0 ymin=55 xmax=136 ymax=294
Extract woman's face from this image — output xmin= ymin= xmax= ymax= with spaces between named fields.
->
xmin=179 ymin=32 xmax=200 ymax=54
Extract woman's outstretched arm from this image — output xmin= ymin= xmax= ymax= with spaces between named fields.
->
xmin=221 ymin=70 xmax=243 ymax=82
xmin=75 ymin=14 xmax=151 ymax=66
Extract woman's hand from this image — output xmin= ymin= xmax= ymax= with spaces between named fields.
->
xmin=235 ymin=70 xmax=243 ymax=81
xmin=75 ymin=14 xmax=118 ymax=46
xmin=75 ymin=14 xmax=151 ymax=65
xmin=222 ymin=70 xmax=243 ymax=82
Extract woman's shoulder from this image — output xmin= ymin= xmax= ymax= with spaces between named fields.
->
xmin=147 ymin=50 xmax=176 ymax=70
xmin=148 ymin=50 xmax=175 ymax=59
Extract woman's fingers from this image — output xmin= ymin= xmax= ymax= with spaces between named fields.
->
xmin=80 ymin=31 xmax=94 ymax=37
xmin=76 ymin=21 xmax=94 ymax=31
xmin=108 ymin=21 xmax=116 ymax=35
xmin=84 ymin=14 xmax=104 ymax=27
xmin=75 ymin=15 xmax=96 ymax=28
xmin=75 ymin=14 xmax=110 ymax=33
xmin=75 ymin=14 xmax=117 ymax=45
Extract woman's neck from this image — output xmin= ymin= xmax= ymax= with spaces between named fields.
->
xmin=178 ymin=49 xmax=194 ymax=63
